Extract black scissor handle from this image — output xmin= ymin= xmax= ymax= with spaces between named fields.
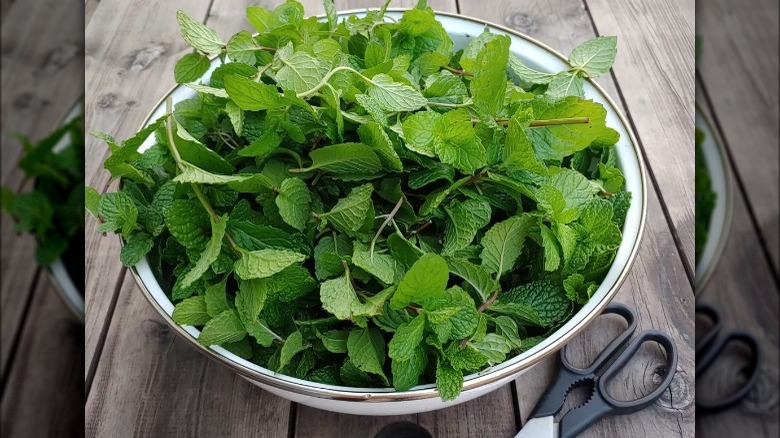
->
xmin=529 ymin=303 xmax=637 ymax=419
xmin=695 ymin=304 xmax=722 ymax=355
xmin=560 ymin=302 xmax=637 ymax=375
xmin=696 ymin=330 xmax=761 ymax=413
xmin=558 ymin=330 xmax=678 ymax=438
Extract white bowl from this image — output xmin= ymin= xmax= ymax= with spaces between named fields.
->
xmin=47 ymin=100 xmax=85 ymax=322
xmin=126 ymin=10 xmax=647 ymax=415
xmin=693 ymin=105 xmax=733 ymax=294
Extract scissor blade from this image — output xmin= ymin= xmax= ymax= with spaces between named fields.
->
xmin=515 ymin=416 xmax=558 ymax=438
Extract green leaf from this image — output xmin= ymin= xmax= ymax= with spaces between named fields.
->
xmin=435 ymin=358 xmax=463 ymax=401
xmin=301 ymin=143 xmax=383 ymax=181
xmin=174 ymin=53 xmax=211 ymax=84
xmin=233 ymin=248 xmax=306 ymax=280
xmin=318 ymin=183 xmax=374 ymax=235
xmin=246 ymin=5 xmax=275 ymax=33
xmin=314 ymin=234 xmax=352 ymax=280
xmin=444 ymin=342 xmax=488 ymax=371
xmin=238 ymin=128 xmax=282 ymax=158
xmin=358 ymin=122 xmax=403 ymax=172
xmin=323 ymin=0 xmax=338 ymax=30
xmin=447 ymin=258 xmax=499 ymax=302
xmin=275 ymin=44 xmax=328 ymax=94
xmin=205 ymin=280 xmax=230 ymax=317
xmin=181 ymin=214 xmax=227 ymax=287
xmin=508 ymin=55 xmax=555 ymax=84
xmin=390 ymin=252 xmax=448 ymax=309
xmin=547 ymin=72 xmax=585 ymax=99
xmin=391 ymin=345 xmax=427 ymax=391
xmin=98 ymin=192 xmax=137 ymax=236
xmin=539 ymin=222 xmax=561 ymax=271
xmin=568 ymin=36 xmax=617 ymax=78
xmin=120 ymin=232 xmax=153 ymax=266
xmin=317 ymin=329 xmax=349 ymax=353
xmin=480 ymin=215 xmax=534 ymax=277
xmin=433 ymin=109 xmax=486 ymax=174
xmin=491 ymin=315 xmax=523 ymax=349
xmin=501 ymin=108 xmax=546 ymax=174
xmin=498 ymin=280 xmax=571 ymax=327
xmin=470 ymin=333 xmax=512 ymax=365
xmin=1 ymin=187 xmax=16 ymax=215
xmin=198 ymin=310 xmax=246 ymax=346
xmin=164 ymin=199 xmax=209 ymax=250
xmin=547 ymin=168 xmax=599 ymax=209
xmin=172 ymin=295 xmax=211 ymax=326
xmin=443 ymin=202 xmax=477 ymax=255
xmin=388 ymin=313 xmax=426 ymax=362
xmin=521 ymin=96 xmax=611 ymax=161
xmin=226 ymin=31 xmax=258 ymax=65
xmin=367 ymin=74 xmax=427 ymax=112
xmin=401 ymin=111 xmax=439 ymax=157
xmin=174 ymin=161 xmax=274 ymax=193
xmin=235 ymin=278 xmax=268 ymax=323
xmin=83 ymin=187 xmax=100 ymax=219
xmin=279 ymin=331 xmax=307 ymax=371
xmin=224 ymin=74 xmax=286 ymax=111
xmin=347 ymin=328 xmax=388 ymax=383
xmin=352 ymin=242 xmax=396 ymax=284
xmin=224 ymin=101 xmax=244 ymax=137
xmin=176 ymin=10 xmax=224 ymax=55
xmin=471 ymin=35 xmax=510 ymax=116
xmin=319 ymin=272 xmax=360 ymax=321
xmin=275 ymin=178 xmax=311 ymax=231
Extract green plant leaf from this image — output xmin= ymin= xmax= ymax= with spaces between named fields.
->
xmin=390 ymin=252 xmax=448 ymax=309
xmin=301 ymin=143 xmax=383 ymax=181
xmin=480 ymin=215 xmax=534 ymax=277
xmin=233 ymin=248 xmax=306 ymax=280
xmin=367 ymin=73 xmax=427 ymax=112
xmin=177 ymin=10 xmax=224 ymax=55
xmin=568 ymin=35 xmax=617 ymax=78
xmin=198 ymin=309 xmax=247 ymax=346
xmin=347 ymin=328 xmax=388 ymax=383
xmin=275 ymin=177 xmax=311 ymax=231
xmin=224 ymin=74 xmax=286 ymax=111
xmin=174 ymin=53 xmax=211 ymax=84
xmin=181 ymin=214 xmax=227 ymax=287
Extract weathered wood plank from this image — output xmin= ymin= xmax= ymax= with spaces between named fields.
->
xmin=85 ymin=276 xmax=291 ymax=438
xmin=584 ymin=0 xmax=696 ymax=274
xmin=697 ymin=0 xmax=779 ymax=272
xmin=0 ymin=279 xmax=84 ymax=438
xmin=693 ymin=78 xmax=779 ymax=438
xmin=83 ymin=0 xmax=212 ymax=382
xmin=0 ymin=0 xmax=83 ymax=382
xmin=458 ymin=1 xmax=695 ymax=436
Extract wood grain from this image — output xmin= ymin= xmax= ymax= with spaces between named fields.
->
xmin=694 ymin=79 xmax=780 ymax=438
xmin=459 ymin=1 xmax=695 ymax=437
xmin=0 ymin=0 xmax=84 ymax=381
xmin=0 ymin=279 xmax=84 ymax=438
xmin=85 ymin=276 xmax=292 ymax=438
xmin=697 ymin=0 xmax=780 ymax=273
xmin=584 ymin=0 xmax=697 ymax=275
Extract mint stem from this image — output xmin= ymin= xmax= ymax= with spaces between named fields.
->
xmin=165 ymin=97 xmax=239 ymax=253
xmin=442 ymin=65 xmax=473 ymax=77
xmin=471 ymin=117 xmax=590 ymax=127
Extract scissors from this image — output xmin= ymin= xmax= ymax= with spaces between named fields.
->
xmin=695 ymin=303 xmax=761 ymax=412
xmin=516 ymin=303 xmax=678 ymax=438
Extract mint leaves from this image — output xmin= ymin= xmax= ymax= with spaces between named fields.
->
xmin=87 ymin=0 xmax=628 ymax=403
xmin=2 ymin=115 xmax=85 ymax=268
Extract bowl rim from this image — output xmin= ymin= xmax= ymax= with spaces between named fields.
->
xmin=119 ymin=8 xmax=648 ymax=402
xmin=693 ymin=102 xmax=734 ymax=295
xmin=46 ymin=98 xmax=86 ymax=322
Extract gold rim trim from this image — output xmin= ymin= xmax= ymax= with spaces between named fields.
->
xmin=693 ymin=102 xmax=734 ymax=296
xmin=121 ymin=9 xmax=648 ymax=403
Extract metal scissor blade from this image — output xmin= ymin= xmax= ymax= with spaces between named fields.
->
xmin=515 ymin=416 xmax=559 ymax=438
